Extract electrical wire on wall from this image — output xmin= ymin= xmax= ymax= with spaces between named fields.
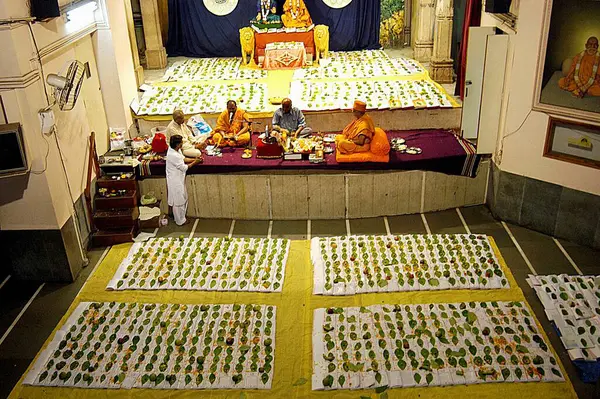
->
xmin=0 ymin=18 xmax=51 ymax=174
xmin=23 ymin=18 xmax=90 ymax=266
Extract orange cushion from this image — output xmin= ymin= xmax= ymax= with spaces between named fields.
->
xmin=336 ymin=127 xmax=390 ymax=163
xmin=371 ymin=128 xmax=391 ymax=156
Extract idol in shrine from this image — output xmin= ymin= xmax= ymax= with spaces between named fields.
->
xmin=252 ymin=0 xmax=282 ymax=27
xmin=281 ymin=0 xmax=313 ymax=28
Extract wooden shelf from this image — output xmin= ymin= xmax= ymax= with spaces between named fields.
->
xmin=91 ymin=171 xmax=141 ymax=247
xmin=93 ymin=208 xmax=139 ymax=231
xmin=95 ymin=191 xmax=138 ymax=210
xmin=92 ymin=225 xmax=138 ymax=247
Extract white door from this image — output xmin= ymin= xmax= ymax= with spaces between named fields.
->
xmin=461 ymin=27 xmax=496 ymax=140
xmin=477 ymin=34 xmax=509 ymax=154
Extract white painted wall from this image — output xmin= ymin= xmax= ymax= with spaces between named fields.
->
xmin=486 ymin=0 xmax=600 ymax=195
xmin=0 ymin=0 xmax=134 ymax=230
xmin=93 ymin=0 xmax=138 ymax=130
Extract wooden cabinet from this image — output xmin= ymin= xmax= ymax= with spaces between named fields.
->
xmin=91 ymin=175 xmax=139 ymax=247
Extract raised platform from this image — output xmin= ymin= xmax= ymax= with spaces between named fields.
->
xmin=139 ymin=159 xmax=489 ymax=220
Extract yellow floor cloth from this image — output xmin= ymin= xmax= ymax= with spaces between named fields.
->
xmin=136 ymin=64 xmax=460 ymax=122
xmin=10 ymin=238 xmax=576 ymax=399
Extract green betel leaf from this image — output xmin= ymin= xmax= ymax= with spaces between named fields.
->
xmin=338 ymin=375 xmax=346 ymax=387
xmin=516 ymin=345 xmax=529 ymax=354
xmin=551 ymin=368 xmax=562 ymax=378
xmin=414 ymin=373 xmax=421 ymax=384
xmin=426 ymin=373 xmax=433 ymax=385
xmin=322 ymin=374 xmax=334 ymax=387
xmin=375 ymin=385 xmax=388 ymax=393
xmin=515 ymin=367 xmax=523 ymax=379
xmin=466 ymin=312 xmax=478 ymax=325
xmin=380 ymin=392 xmax=389 ymax=399
xmin=293 ymin=377 xmax=308 ymax=386
xmin=261 ymin=373 xmax=270 ymax=385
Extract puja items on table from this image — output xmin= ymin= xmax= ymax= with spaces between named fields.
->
xmin=257 ymin=126 xmax=285 ymax=159
xmin=265 ymin=41 xmax=305 ymax=51
xmin=391 ymin=138 xmax=422 ymax=154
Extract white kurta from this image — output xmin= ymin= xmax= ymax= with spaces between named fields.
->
xmin=166 ymin=147 xmax=189 ymax=225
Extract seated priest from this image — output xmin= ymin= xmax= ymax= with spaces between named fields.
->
xmin=166 ymin=109 xmax=204 ymax=157
xmin=212 ymin=100 xmax=251 ymax=147
xmin=272 ymin=98 xmax=312 ymax=139
xmin=559 ymin=36 xmax=600 ymax=98
xmin=336 ymin=100 xmax=375 ymax=154
xmin=281 ymin=0 xmax=313 ymax=28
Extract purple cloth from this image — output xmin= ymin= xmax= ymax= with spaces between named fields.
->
xmin=143 ymin=130 xmax=481 ymax=178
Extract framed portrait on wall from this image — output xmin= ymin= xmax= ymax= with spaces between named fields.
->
xmin=544 ymin=117 xmax=600 ymax=169
xmin=533 ymin=0 xmax=600 ymax=123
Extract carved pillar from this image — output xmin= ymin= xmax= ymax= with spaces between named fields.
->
xmin=403 ymin=0 xmax=412 ymax=46
xmin=431 ymin=0 xmax=454 ymax=83
xmin=414 ymin=0 xmax=436 ymax=62
xmin=125 ymin=0 xmax=145 ymax=85
xmin=139 ymin=0 xmax=167 ymax=69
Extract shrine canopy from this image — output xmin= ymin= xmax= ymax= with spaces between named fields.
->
xmin=167 ymin=0 xmax=380 ymax=58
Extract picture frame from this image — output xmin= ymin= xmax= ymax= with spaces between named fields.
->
xmin=543 ymin=116 xmax=600 ymax=169
xmin=532 ymin=0 xmax=600 ymax=124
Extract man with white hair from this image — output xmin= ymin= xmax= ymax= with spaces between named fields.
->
xmin=166 ymin=109 xmax=204 ymax=157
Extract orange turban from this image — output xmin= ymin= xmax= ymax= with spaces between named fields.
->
xmin=353 ymin=100 xmax=367 ymax=112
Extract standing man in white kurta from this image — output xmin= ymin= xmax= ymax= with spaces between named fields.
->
xmin=166 ymin=135 xmax=202 ymax=226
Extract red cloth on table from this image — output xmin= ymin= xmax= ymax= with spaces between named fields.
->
xmin=254 ymin=31 xmax=314 ymax=62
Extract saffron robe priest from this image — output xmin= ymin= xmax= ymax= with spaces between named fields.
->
xmin=212 ymin=100 xmax=251 ymax=147
xmin=281 ymin=0 xmax=313 ymax=28
xmin=559 ymin=36 xmax=600 ymax=98
xmin=336 ymin=100 xmax=376 ymax=154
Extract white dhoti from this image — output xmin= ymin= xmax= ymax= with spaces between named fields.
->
xmin=172 ymin=200 xmax=188 ymax=226
xmin=166 ymin=147 xmax=189 ymax=226
xmin=297 ymin=126 xmax=313 ymax=137
xmin=182 ymin=147 xmax=202 ymax=158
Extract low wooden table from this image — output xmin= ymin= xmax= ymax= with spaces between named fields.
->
xmin=254 ymin=31 xmax=314 ymax=63
xmin=263 ymin=42 xmax=307 ymax=70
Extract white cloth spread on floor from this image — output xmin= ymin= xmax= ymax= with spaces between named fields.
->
xmin=166 ymin=147 xmax=189 ymax=226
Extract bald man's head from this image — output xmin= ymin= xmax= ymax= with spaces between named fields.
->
xmin=282 ymin=98 xmax=292 ymax=113
xmin=586 ymin=37 xmax=599 ymax=55
xmin=173 ymin=109 xmax=185 ymax=125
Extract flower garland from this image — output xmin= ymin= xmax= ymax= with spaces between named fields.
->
xmin=574 ymin=51 xmax=600 ymax=93
xmin=260 ymin=0 xmax=270 ymax=20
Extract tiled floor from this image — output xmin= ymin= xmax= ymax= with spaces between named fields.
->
xmin=1 ymin=205 xmax=599 ymax=398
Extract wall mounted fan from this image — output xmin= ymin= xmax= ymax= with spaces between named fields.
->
xmin=46 ymin=60 xmax=86 ymax=111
